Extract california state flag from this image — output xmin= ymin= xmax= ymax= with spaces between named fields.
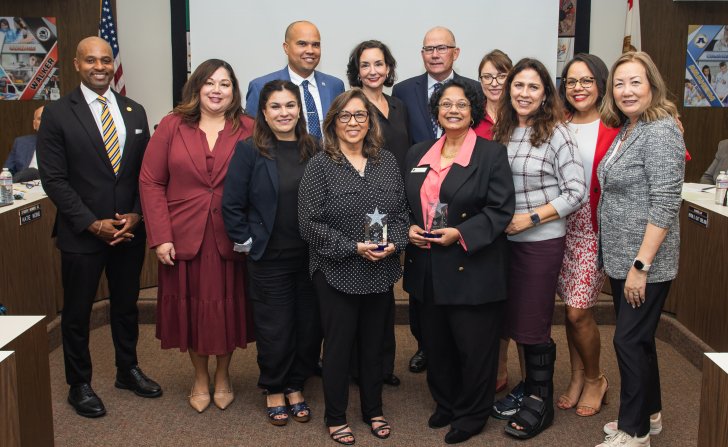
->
xmin=623 ymin=0 xmax=641 ymax=52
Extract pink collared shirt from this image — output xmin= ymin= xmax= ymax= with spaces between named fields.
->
xmin=417 ymin=129 xmax=477 ymax=250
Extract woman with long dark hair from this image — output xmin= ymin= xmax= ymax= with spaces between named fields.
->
xmin=223 ymin=80 xmax=320 ymax=425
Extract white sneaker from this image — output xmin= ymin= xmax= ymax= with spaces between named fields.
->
xmin=603 ymin=412 xmax=662 ymax=436
xmin=596 ymin=430 xmax=650 ymax=447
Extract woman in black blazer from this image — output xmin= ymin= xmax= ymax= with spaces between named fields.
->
xmin=222 ymin=80 xmax=319 ymax=426
xmin=403 ymin=78 xmax=515 ymax=444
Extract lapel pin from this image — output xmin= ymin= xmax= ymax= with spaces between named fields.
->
xmin=322 ymin=81 xmax=326 ymax=87
xmin=126 ymin=106 xmax=132 ymax=112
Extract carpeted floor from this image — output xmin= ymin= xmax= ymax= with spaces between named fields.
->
xmin=49 ymin=324 xmax=700 ymax=447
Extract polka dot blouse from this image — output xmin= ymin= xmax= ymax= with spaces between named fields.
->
xmin=298 ymin=149 xmax=408 ymax=294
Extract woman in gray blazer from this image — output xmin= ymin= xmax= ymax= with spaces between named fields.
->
xmin=595 ymin=52 xmax=685 ymax=447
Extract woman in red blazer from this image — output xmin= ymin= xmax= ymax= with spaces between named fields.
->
xmin=554 ymin=54 xmax=618 ymax=418
xmin=140 ymin=59 xmax=254 ymax=413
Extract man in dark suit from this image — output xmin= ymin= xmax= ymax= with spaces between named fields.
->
xmin=37 ymin=36 xmax=161 ymax=418
xmin=3 ymin=105 xmax=43 ymax=175
xmin=393 ymin=27 xmax=482 ymax=144
xmin=245 ymin=21 xmax=344 ymax=137
xmin=392 ymin=26 xmax=482 ymax=374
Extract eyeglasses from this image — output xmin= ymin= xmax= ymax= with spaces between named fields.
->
xmin=565 ymin=77 xmax=595 ymax=89
xmin=337 ymin=111 xmax=369 ymax=123
xmin=479 ymin=73 xmax=508 ymax=85
xmin=438 ymin=101 xmax=471 ymax=111
xmin=422 ymin=45 xmax=456 ymax=55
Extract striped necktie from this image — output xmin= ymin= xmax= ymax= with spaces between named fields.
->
xmin=97 ymin=95 xmax=121 ymax=174
xmin=301 ymin=80 xmax=322 ymax=139
xmin=431 ymin=82 xmax=443 ymax=138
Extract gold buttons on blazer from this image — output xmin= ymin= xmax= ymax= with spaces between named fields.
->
xmin=126 ymin=106 xmax=132 ymax=112
xmin=461 ymin=213 xmax=467 ymax=218
xmin=458 ymin=266 xmax=464 ymax=272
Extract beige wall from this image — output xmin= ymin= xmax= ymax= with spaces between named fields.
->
xmin=117 ymin=0 xmax=173 ymax=130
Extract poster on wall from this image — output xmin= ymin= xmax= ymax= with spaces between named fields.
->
xmin=685 ymin=25 xmax=728 ymax=108
xmin=0 ymin=16 xmax=59 ymax=101
xmin=557 ymin=0 xmax=578 ymax=79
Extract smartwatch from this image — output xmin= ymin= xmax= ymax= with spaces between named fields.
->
xmin=633 ymin=258 xmax=651 ymax=272
xmin=530 ymin=212 xmax=541 ymax=226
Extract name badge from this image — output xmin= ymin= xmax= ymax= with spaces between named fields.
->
xmin=411 ymin=167 xmax=428 ymax=173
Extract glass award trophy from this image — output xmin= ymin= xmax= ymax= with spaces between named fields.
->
xmin=364 ymin=207 xmax=388 ymax=251
xmin=424 ymin=202 xmax=448 ymax=238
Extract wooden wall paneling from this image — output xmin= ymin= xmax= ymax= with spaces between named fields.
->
xmin=0 ymin=352 xmax=21 ymax=447
xmin=0 ymin=0 xmax=111 ymax=167
xmin=640 ymin=0 xmax=728 ymax=182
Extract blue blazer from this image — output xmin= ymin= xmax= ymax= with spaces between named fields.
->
xmin=222 ymin=139 xmax=280 ymax=261
xmin=392 ymin=72 xmax=482 ymax=145
xmin=4 ymin=134 xmax=36 ymax=175
xmin=245 ymin=66 xmax=345 ymax=117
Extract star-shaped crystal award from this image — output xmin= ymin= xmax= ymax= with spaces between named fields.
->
xmin=364 ymin=207 xmax=388 ymax=250
xmin=424 ymin=202 xmax=448 ymax=238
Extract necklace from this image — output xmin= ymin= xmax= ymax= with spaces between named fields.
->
xmin=621 ymin=122 xmax=637 ymax=142
xmin=441 ymin=150 xmax=458 ymax=159
xmin=347 ymin=156 xmax=366 ymax=176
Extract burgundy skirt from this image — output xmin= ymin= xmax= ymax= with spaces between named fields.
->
xmin=505 ymin=237 xmax=565 ymax=345
xmin=156 ymin=214 xmax=254 ymax=355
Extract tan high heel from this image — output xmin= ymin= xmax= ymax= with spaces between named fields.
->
xmin=213 ymin=383 xmax=234 ymax=410
xmin=189 ymin=389 xmax=211 ymax=413
xmin=557 ymin=368 xmax=584 ymax=410
xmin=576 ymin=373 xmax=609 ymax=417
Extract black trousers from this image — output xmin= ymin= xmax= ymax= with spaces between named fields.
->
xmin=610 ymin=277 xmax=671 ymax=437
xmin=409 ymin=296 xmax=423 ymax=348
xmin=246 ymin=253 xmax=319 ymax=393
xmin=420 ymin=269 xmax=503 ymax=434
xmin=61 ymin=242 xmax=145 ymax=386
xmin=313 ymin=272 xmax=392 ymax=426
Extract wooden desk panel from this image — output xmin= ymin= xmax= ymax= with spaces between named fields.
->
xmin=0 ymin=352 xmax=21 ymax=447
xmin=698 ymin=354 xmax=728 ymax=447
xmin=667 ymin=201 xmax=728 ymax=351
xmin=0 ymin=195 xmax=158 ymax=321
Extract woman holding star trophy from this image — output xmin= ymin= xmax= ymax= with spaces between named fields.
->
xmin=402 ymin=78 xmax=515 ymax=445
xmin=298 ymin=88 xmax=408 ymax=445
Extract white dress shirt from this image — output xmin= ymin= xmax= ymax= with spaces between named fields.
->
xmin=288 ymin=67 xmax=324 ymax=130
xmin=80 ymin=83 xmax=127 ymax=157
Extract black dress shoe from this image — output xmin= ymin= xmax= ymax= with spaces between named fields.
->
xmin=115 ymin=366 xmax=163 ymax=398
xmin=445 ymin=428 xmax=476 ymax=444
xmin=68 ymin=383 xmax=106 ymax=418
xmin=409 ymin=349 xmax=427 ymax=373
xmin=428 ymin=412 xmax=451 ymax=429
xmin=383 ymin=373 xmax=400 ymax=386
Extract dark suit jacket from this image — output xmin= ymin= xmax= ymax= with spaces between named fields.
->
xmin=139 ymin=114 xmax=254 ymax=261
xmin=392 ymin=72 xmax=482 ymax=144
xmin=402 ymin=136 xmax=515 ymax=305
xmin=700 ymin=139 xmax=728 ymax=184
xmin=4 ymin=134 xmax=36 ymax=175
xmin=245 ymin=66 xmax=345 ymax=117
xmin=221 ymin=139 xmax=280 ymax=261
xmin=37 ymin=87 xmax=150 ymax=254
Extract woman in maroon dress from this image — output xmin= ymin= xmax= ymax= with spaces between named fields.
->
xmin=140 ymin=59 xmax=254 ymax=413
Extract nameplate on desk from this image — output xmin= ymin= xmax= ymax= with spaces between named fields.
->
xmin=687 ymin=206 xmax=708 ymax=228
xmin=18 ymin=204 xmax=41 ymax=226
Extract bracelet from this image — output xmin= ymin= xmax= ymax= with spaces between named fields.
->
xmin=96 ymin=222 xmax=102 ymax=235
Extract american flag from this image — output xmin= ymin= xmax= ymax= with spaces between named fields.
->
xmin=99 ymin=0 xmax=126 ymax=95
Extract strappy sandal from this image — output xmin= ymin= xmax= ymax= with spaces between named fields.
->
xmin=576 ymin=373 xmax=609 ymax=417
xmin=329 ymin=424 xmax=355 ymax=445
xmin=492 ymin=381 xmax=524 ymax=419
xmin=366 ymin=417 xmax=391 ymax=439
xmin=556 ymin=369 xmax=584 ymax=410
xmin=504 ymin=395 xmax=554 ymax=439
xmin=267 ymin=405 xmax=289 ymax=426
